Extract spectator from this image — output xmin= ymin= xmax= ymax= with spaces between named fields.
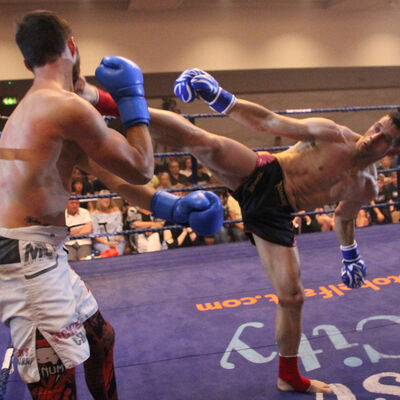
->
xmin=188 ymin=163 xmax=211 ymax=186
xmin=91 ymin=190 xmax=126 ymax=256
xmin=168 ymin=159 xmax=188 ymax=185
xmin=157 ymin=171 xmax=172 ymax=190
xmin=387 ymin=171 xmax=400 ymax=222
xmin=293 ymin=210 xmax=321 ymax=234
xmin=180 ymin=157 xmax=193 ymax=178
xmin=356 ymin=209 xmax=370 ymax=227
xmin=163 ymin=225 xmax=204 ymax=249
xmin=370 ymin=173 xmax=392 ymax=224
xmin=148 ymin=174 xmax=160 ymax=189
xmin=71 ymin=166 xmax=93 ymax=193
xmin=227 ymin=194 xmax=247 ymax=242
xmin=315 ymin=208 xmax=335 ymax=232
xmin=71 ymin=177 xmax=94 ymax=211
xmin=214 ymin=190 xmax=247 ymax=244
xmin=126 ymin=206 xmax=164 ymax=253
xmin=64 ymin=195 xmax=93 ymax=261
xmin=91 ymin=177 xmax=108 ymax=194
xmin=377 ymin=155 xmax=394 ymax=177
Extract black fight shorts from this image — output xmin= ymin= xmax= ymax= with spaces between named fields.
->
xmin=232 ymin=152 xmax=296 ymax=247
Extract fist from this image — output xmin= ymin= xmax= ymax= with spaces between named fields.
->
xmin=95 ymin=56 xmax=144 ymax=99
xmin=173 ymin=68 xmax=204 ymax=103
xmin=95 ymin=56 xmax=149 ymax=127
xmin=341 ymin=259 xmax=366 ymax=289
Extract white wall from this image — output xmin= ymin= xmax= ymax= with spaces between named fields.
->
xmin=1 ymin=4 xmax=400 ymax=80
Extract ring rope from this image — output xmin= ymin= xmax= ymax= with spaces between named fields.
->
xmin=70 ymin=165 xmax=400 ymax=202
xmin=70 ymin=201 xmax=400 ymax=240
xmin=181 ymin=104 xmax=400 ymax=120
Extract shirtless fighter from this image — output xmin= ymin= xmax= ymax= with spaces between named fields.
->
xmin=0 ymin=12 xmax=222 ymax=400
xmin=155 ymin=69 xmax=400 ymax=394
xmin=73 ymin=67 xmax=400 ymax=396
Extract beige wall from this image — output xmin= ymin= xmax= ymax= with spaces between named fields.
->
xmin=1 ymin=4 xmax=400 ymax=80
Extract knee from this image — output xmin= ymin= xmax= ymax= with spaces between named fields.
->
xmin=84 ymin=311 xmax=115 ymax=352
xmin=277 ymin=288 xmax=305 ymax=310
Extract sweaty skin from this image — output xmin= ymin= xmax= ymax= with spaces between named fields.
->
xmin=145 ymin=101 xmax=400 ymax=395
xmin=0 ymin=45 xmax=153 ymax=229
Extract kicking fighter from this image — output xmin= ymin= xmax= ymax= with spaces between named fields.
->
xmin=167 ymin=69 xmax=400 ymax=393
xmin=0 ymin=11 xmax=222 ymax=400
xmin=76 ymin=69 xmax=400 ymax=396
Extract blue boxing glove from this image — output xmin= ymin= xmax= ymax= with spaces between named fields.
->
xmin=150 ymin=190 xmax=224 ymax=236
xmin=95 ymin=56 xmax=150 ymax=128
xmin=174 ymin=68 xmax=236 ymax=114
xmin=340 ymin=241 xmax=367 ymax=288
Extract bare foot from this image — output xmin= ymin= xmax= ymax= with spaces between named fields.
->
xmin=277 ymin=378 xmax=333 ymax=394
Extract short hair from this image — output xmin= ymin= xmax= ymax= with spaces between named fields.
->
xmin=15 ymin=10 xmax=72 ymax=69
xmin=389 ymin=111 xmax=400 ymax=131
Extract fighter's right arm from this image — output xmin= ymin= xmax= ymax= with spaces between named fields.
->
xmin=174 ymin=68 xmax=341 ymax=142
xmin=60 ymin=95 xmax=153 ymax=185
xmin=62 ymin=56 xmax=154 ymax=185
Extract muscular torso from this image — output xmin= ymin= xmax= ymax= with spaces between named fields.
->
xmin=275 ymin=127 xmax=378 ymax=211
xmin=0 ymin=88 xmax=83 ymax=228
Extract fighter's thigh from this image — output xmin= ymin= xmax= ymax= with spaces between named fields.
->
xmin=193 ymin=133 xmax=257 ymax=189
xmin=253 ymin=234 xmax=302 ymax=296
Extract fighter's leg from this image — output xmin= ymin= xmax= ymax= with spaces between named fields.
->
xmin=27 ymin=330 xmax=77 ymax=400
xmin=150 ymin=108 xmax=257 ymax=190
xmin=253 ymin=235 xmax=332 ymax=394
xmin=83 ymin=310 xmax=117 ymax=400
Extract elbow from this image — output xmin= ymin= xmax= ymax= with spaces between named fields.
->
xmin=137 ymin=164 xmax=154 ymax=185
xmin=129 ymin=156 xmax=154 ymax=185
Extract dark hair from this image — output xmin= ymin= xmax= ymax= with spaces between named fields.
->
xmin=15 ymin=10 xmax=72 ymax=69
xmin=389 ymin=111 xmax=400 ymax=131
xmin=71 ymin=178 xmax=83 ymax=191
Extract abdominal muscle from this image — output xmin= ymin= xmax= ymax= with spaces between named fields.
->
xmin=275 ymin=148 xmax=369 ymax=211
xmin=0 ymin=167 xmax=70 ymax=228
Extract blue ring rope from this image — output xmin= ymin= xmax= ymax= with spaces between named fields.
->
xmin=70 ymin=200 xmax=400 ymax=240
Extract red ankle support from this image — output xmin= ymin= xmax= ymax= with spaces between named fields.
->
xmin=95 ymin=89 xmax=120 ymax=118
xmin=278 ymin=355 xmax=311 ymax=392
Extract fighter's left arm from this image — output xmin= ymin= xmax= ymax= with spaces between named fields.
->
xmin=76 ymin=155 xmax=224 ymax=236
xmin=334 ymin=200 xmax=367 ymax=288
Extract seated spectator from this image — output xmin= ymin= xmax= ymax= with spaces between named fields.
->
xmin=168 ymin=159 xmax=188 ymax=186
xmin=377 ymin=155 xmax=394 ymax=177
xmin=293 ymin=210 xmax=321 ymax=234
xmin=126 ymin=206 xmax=164 ymax=253
xmin=180 ymin=157 xmax=193 ymax=178
xmin=188 ymin=163 xmax=211 ymax=186
xmin=226 ymin=194 xmax=247 ymax=242
xmin=92 ymin=177 xmax=108 ymax=194
xmin=157 ymin=172 xmax=172 ymax=191
xmin=214 ymin=190 xmax=247 ymax=244
xmin=163 ymin=225 xmax=204 ymax=249
xmin=370 ymin=173 xmax=392 ymax=224
xmin=64 ymin=194 xmax=93 ymax=261
xmin=387 ymin=171 xmax=399 ymax=223
xmin=356 ymin=209 xmax=370 ymax=227
xmin=71 ymin=166 xmax=93 ymax=193
xmin=71 ymin=177 xmax=94 ymax=211
xmin=91 ymin=190 xmax=126 ymax=256
xmin=315 ymin=208 xmax=335 ymax=232
xmin=148 ymin=175 xmax=160 ymax=189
